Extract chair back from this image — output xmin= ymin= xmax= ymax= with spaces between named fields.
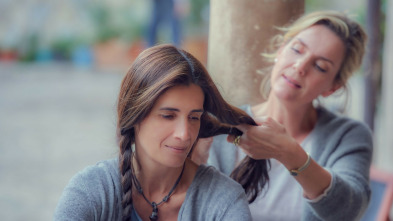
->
xmin=360 ymin=166 xmax=393 ymax=221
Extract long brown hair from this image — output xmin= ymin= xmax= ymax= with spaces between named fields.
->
xmin=117 ymin=44 xmax=269 ymax=220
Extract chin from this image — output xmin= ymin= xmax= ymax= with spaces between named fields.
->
xmin=273 ymin=88 xmax=297 ymax=101
xmin=162 ymin=156 xmax=187 ymax=168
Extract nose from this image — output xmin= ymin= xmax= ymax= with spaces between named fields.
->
xmin=173 ymin=118 xmax=191 ymax=141
xmin=293 ymin=57 xmax=309 ymax=76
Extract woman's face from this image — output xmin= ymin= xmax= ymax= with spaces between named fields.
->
xmin=270 ymin=24 xmax=346 ymax=104
xmin=134 ymin=84 xmax=204 ymax=168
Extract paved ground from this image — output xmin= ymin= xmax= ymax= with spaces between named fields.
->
xmin=0 ymin=63 xmax=125 ymax=221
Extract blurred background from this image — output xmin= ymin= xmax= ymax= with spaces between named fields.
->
xmin=0 ymin=0 xmax=391 ymax=220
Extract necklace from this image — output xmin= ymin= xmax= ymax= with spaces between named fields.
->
xmin=131 ymin=156 xmax=185 ymax=221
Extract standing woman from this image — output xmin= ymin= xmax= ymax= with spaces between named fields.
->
xmin=54 ymin=44 xmax=269 ymax=221
xmin=204 ymin=11 xmax=373 ymax=220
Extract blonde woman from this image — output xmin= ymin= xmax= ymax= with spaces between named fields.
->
xmin=197 ymin=11 xmax=373 ymax=220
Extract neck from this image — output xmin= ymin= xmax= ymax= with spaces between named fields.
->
xmin=132 ymin=154 xmax=186 ymax=198
xmin=253 ymin=94 xmax=317 ymax=141
xmin=131 ymin=155 xmax=187 ymax=221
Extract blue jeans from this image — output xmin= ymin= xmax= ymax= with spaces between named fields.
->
xmin=147 ymin=0 xmax=181 ymax=47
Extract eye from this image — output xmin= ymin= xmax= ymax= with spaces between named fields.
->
xmin=291 ymin=47 xmax=300 ymax=54
xmin=189 ymin=112 xmax=203 ymax=121
xmin=189 ymin=115 xmax=201 ymax=121
xmin=161 ymin=114 xmax=175 ymax=120
xmin=315 ymin=64 xmax=327 ymax=73
xmin=291 ymin=42 xmax=303 ymax=54
xmin=315 ymin=61 xmax=328 ymax=73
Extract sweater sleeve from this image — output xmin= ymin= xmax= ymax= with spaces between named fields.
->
xmin=53 ymin=167 xmax=98 ymax=221
xmin=305 ymin=119 xmax=373 ymax=221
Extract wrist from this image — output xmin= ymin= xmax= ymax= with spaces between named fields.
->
xmin=276 ymin=142 xmax=306 ymax=169
xmin=288 ymin=152 xmax=311 ymax=176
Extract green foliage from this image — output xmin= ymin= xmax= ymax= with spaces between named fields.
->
xmin=18 ymin=34 xmax=39 ymax=62
xmin=89 ymin=5 xmax=120 ymax=43
xmin=305 ymin=0 xmax=330 ymax=13
xmin=50 ymin=37 xmax=78 ymax=60
xmin=188 ymin=0 xmax=209 ymax=25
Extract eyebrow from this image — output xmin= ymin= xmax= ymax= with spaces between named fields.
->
xmin=159 ymin=107 xmax=204 ymax=113
xmin=296 ymin=38 xmax=335 ymax=66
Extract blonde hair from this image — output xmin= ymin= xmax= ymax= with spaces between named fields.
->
xmin=261 ymin=10 xmax=367 ymax=98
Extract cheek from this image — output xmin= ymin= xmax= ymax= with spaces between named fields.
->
xmin=138 ymin=119 xmax=169 ymax=142
xmin=186 ymin=122 xmax=201 ymax=146
xmin=192 ymin=124 xmax=201 ymax=139
xmin=313 ymin=75 xmax=336 ymax=89
xmin=270 ymin=66 xmax=281 ymax=83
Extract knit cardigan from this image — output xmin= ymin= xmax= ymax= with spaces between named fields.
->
xmin=208 ymin=105 xmax=373 ymax=221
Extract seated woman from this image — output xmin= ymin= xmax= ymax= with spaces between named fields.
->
xmin=53 ymin=44 xmax=269 ymax=221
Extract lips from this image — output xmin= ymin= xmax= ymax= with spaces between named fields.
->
xmin=283 ymin=75 xmax=301 ymax=88
xmin=165 ymin=145 xmax=188 ymax=153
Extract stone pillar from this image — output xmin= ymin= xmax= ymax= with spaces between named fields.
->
xmin=208 ymin=0 xmax=304 ymax=106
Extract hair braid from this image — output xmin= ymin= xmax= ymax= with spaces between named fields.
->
xmin=119 ymin=133 xmax=134 ymax=221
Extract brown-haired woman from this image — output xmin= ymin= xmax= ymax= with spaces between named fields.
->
xmin=54 ymin=44 xmax=269 ymax=221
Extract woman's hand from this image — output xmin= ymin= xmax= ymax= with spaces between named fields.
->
xmin=228 ymin=117 xmax=332 ymax=199
xmin=227 ymin=117 xmax=302 ymax=166
xmin=191 ymin=137 xmax=213 ymax=165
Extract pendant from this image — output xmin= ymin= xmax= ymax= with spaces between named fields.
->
xmin=149 ymin=211 xmax=158 ymax=221
xmin=149 ymin=202 xmax=158 ymax=221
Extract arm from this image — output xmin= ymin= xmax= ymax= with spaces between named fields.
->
xmin=230 ymin=116 xmax=332 ymax=199
xmin=305 ymin=122 xmax=373 ymax=220
xmin=229 ymin=117 xmax=372 ymax=220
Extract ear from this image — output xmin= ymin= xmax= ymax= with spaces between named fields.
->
xmin=321 ymin=83 xmax=342 ymax=97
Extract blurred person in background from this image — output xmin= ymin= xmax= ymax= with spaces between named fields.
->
xmin=146 ymin=0 xmax=189 ymax=47
xmin=53 ymin=44 xmax=271 ymax=221
xmin=193 ymin=10 xmax=373 ymax=221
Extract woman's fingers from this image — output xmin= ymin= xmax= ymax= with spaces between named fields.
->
xmin=191 ymin=137 xmax=213 ymax=165
xmin=196 ymin=137 xmax=213 ymax=151
xmin=226 ymin=118 xmax=290 ymax=160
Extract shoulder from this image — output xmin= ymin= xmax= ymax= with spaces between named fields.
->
xmin=191 ymin=164 xmax=246 ymax=198
xmin=61 ymin=158 xmax=121 ymax=202
xmin=180 ymin=165 xmax=251 ymax=220
xmin=54 ymin=159 xmax=122 ymax=220
xmin=71 ymin=158 xmax=119 ymax=186
xmin=316 ymin=107 xmax=372 ymax=141
xmin=312 ymin=107 xmax=373 ymax=163
xmin=317 ymin=107 xmax=370 ymax=130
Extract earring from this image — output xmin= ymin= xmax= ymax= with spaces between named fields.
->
xmin=274 ymin=58 xmax=278 ymax=63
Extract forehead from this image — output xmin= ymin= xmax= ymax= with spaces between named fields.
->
xmin=153 ymin=84 xmax=204 ymax=110
xmin=291 ymin=25 xmax=346 ymax=64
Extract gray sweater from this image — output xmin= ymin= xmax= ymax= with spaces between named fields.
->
xmin=54 ymin=159 xmax=251 ymax=221
xmin=208 ymin=105 xmax=373 ymax=221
